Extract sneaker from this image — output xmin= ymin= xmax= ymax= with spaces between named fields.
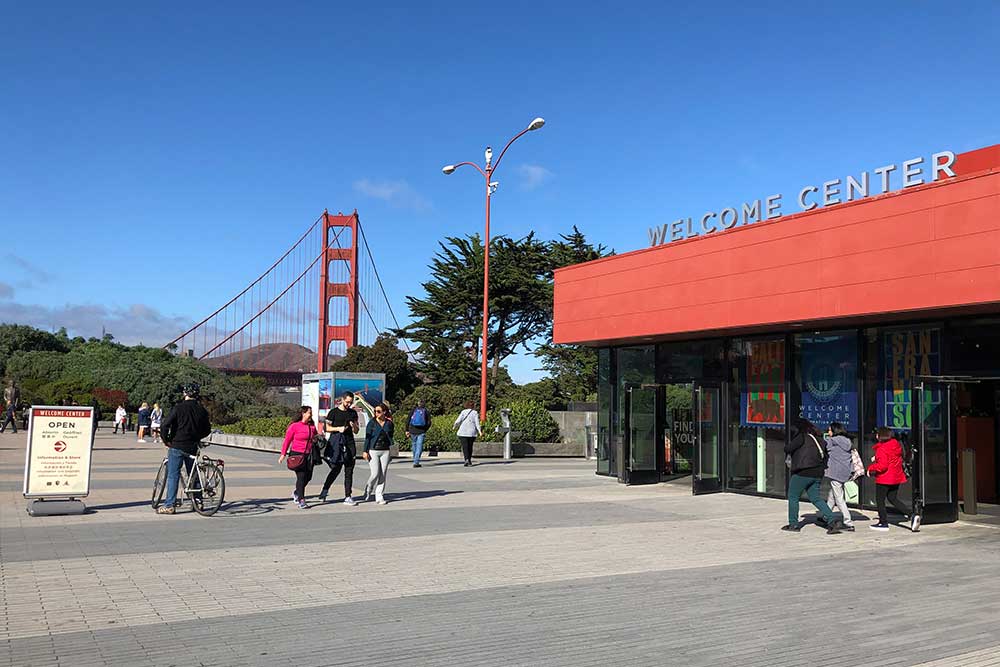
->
xmin=137 ymin=439 xmax=147 ymax=443
xmin=343 ymin=497 xmax=357 ymax=506
xmin=413 ymin=463 xmax=421 ymax=468
xmin=375 ymin=498 xmax=387 ymax=505
xmin=780 ymin=524 xmax=801 ymax=532
xmin=292 ymin=491 xmax=300 ymax=503
xmin=910 ymin=515 xmax=922 ymax=532
xmin=317 ymin=491 xmax=328 ymax=502
xmin=869 ymin=523 xmax=890 ymax=531
xmin=826 ymin=520 xmax=843 ymax=535
xmin=296 ymin=500 xmax=308 ymax=509
xmin=156 ymin=506 xmax=175 ymax=515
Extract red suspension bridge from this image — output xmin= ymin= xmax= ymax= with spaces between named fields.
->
xmin=165 ymin=210 xmax=409 ymax=386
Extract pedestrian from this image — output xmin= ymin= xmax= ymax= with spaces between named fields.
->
xmin=821 ymin=422 xmax=856 ymax=532
xmin=317 ymin=390 xmax=361 ymax=505
xmin=3 ymin=381 xmax=19 ymax=412
xmin=91 ymin=400 xmax=101 ymax=436
xmin=150 ymin=403 xmax=163 ymax=443
xmin=406 ymin=399 xmax=432 ymax=468
xmin=278 ymin=406 xmax=318 ymax=509
xmin=782 ymin=417 xmax=840 ymax=533
xmin=137 ymin=402 xmax=151 ymax=443
xmin=868 ymin=426 xmax=914 ymax=531
xmin=114 ymin=404 xmax=127 ymax=434
xmin=156 ymin=383 xmax=212 ymax=515
xmin=0 ymin=400 xmax=18 ymax=434
xmin=362 ymin=403 xmax=394 ymax=504
xmin=454 ymin=401 xmax=482 ymax=467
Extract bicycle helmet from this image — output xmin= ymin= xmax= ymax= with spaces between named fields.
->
xmin=181 ymin=382 xmax=201 ymax=399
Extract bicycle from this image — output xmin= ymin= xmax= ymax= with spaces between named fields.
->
xmin=151 ymin=442 xmax=226 ymax=516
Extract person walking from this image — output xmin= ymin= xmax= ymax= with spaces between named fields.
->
xmin=783 ymin=417 xmax=840 ymax=534
xmin=868 ymin=426 xmax=914 ymax=531
xmin=318 ymin=391 xmax=361 ymax=505
xmin=0 ymin=400 xmax=18 ymax=434
xmin=821 ymin=422 xmax=856 ymax=532
xmin=114 ymin=404 xmax=127 ymax=435
xmin=454 ymin=401 xmax=482 ymax=467
xmin=279 ymin=406 xmax=318 ymax=509
xmin=150 ymin=403 xmax=163 ymax=443
xmin=157 ymin=383 xmax=212 ymax=515
xmin=137 ymin=402 xmax=151 ymax=443
xmin=362 ymin=403 xmax=394 ymax=504
xmin=406 ymin=399 xmax=432 ymax=468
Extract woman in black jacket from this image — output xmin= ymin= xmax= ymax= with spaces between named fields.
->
xmin=783 ymin=418 xmax=840 ymax=533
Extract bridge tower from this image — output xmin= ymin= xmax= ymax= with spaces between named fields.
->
xmin=317 ymin=210 xmax=359 ymax=372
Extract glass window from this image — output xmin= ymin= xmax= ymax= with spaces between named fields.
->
xmin=597 ymin=348 xmax=612 ymax=476
xmin=945 ymin=318 xmax=1000 ymax=374
xmin=861 ymin=326 xmax=942 ymax=508
xmin=657 ymin=339 xmax=726 ymax=381
xmin=617 ymin=347 xmax=655 ymax=473
xmin=729 ymin=337 xmax=787 ymax=496
xmin=663 ymin=383 xmax=694 ymax=475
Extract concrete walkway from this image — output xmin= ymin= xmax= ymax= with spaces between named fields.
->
xmin=2 ymin=430 xmax=999 ymax=666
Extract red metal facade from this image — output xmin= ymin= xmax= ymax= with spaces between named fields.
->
xmin=554 ymin=145 xmax=1000 ymax=346
xmin=317 ymin=210 xmax=359 ymax=371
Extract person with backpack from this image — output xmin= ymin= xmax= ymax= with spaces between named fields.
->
xmin=783 ymin=417 xmax=840 ymax=534
xmin=868 ymin=426 xmax=913 ymax=531
xmin=820 ymin=422 xmax=856 ymax=532
xmin=454 ymin=401 xmax=482 ymax=467
xmin=278 ymin=406 xmax=318 ymax=509
xmin=406 ymin=399 xmax=432 ymax=468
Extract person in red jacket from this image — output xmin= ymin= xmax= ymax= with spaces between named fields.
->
xmin=868 ymin=427 xmax=913 ymax=531
xmin=279 ymin=406 xmax=318 ymax=509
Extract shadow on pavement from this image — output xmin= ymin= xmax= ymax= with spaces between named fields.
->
xmin=383 ymin=489 xmax=463 ymax=502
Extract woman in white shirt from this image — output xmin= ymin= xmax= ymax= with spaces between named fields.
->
xmin=454 ymin=401 xmax=482 ymax=467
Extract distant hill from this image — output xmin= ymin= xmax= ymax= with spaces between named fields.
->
xmin=204 ymin=343 xmax=341 ymax=372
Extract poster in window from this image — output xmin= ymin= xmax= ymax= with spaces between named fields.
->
xmin=877 ymin=328 xmax=940 ymax=430
xmin=798 ymin=334 xmax=858 ymax=431
xmin=740 ymin=340 xmax=785 ymax=426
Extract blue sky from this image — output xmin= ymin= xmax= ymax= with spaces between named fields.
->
xmin=2 ymin=2 xmax=999 ymax=383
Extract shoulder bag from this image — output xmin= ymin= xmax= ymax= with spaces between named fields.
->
xmin=286 ymin=448 xmax=310 ymax=471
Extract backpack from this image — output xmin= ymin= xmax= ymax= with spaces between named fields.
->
xmin=411 ymin=407 xmax=427 ymax=427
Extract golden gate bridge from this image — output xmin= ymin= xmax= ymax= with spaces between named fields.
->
xmin=165 ymin=210 xmax=409 ymax=386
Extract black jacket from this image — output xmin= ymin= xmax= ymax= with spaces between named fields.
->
xmin=161 ymin=400 xmax=212 ymax=455
xmin=785 ymin=429 xmax=828 ymax=477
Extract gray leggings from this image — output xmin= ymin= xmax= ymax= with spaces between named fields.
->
xmin=365 ymin=450 xmax=391 ymax=500
xmin=826 ymin=479 xmax=854 ymax=526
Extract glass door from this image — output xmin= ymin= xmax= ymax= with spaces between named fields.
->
xmin=911 ymin=380 xmax=956 ymax=525
xmin=693 ymin=382 xmax=724 ymax=494
xmin=623 ymin=384 xmax=658 ymax=484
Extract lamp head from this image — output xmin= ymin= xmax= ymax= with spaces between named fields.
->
xmin=527 ymin=117 xmax=545 ymax=131
xmin=442 ymin=165 xmax=456 ymax=175
xmin=485 ymin=146 xmax=493 ymax=167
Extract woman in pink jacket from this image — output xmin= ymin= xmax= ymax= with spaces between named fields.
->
xmin=279 ymin=406 xmax=317 ymax=509
xmin=868 ymin=426 xmax=913 ymax=531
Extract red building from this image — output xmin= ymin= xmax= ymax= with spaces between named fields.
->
xmin=554 ymin=144 xmax=1000 ymax=524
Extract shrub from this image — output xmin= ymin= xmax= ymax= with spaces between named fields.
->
xmin=393 ymin=412 xmax=463 ymax=452
xmin=220 ymin=416 xmax=294 ymax=438
xmin=482 ymin=400 xmax=560 ymax=443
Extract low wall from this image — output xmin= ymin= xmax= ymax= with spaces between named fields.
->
xmin=206 ymin=433 xmax=582 ymax=458
xmin=548 ymin=411 xmax=596 ymax=446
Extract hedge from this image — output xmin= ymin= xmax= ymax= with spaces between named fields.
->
xmin=393 ymin=400 xmax=560 ymax=451
xmin=220 ymin=416 xmax=294 ymax=438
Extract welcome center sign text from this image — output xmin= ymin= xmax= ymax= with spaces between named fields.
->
xmin=647 ymin=150 xmax=956 ymax=247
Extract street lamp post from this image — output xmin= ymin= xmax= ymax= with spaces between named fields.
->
xmin=442 ymin=117 xmax=545 ymax=420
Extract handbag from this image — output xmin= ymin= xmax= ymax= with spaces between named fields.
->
xmin=286 ymin=449 xmax=310 ymax=471
xmin=849 ymin=448 xmax=866 ymax=480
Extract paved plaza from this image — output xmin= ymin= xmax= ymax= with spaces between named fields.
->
xmin=2 ymin=430 xmax=1000 ymax=666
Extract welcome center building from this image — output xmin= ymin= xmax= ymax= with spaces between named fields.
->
xmin=553 ymin=144 xmax=1000 ymax=524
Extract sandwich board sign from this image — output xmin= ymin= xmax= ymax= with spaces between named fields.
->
xmin=23 ymin=405 xmax=95 ymax=515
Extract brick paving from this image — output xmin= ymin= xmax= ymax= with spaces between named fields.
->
xmin=2 ymin=430 xmax=1000 ymax=666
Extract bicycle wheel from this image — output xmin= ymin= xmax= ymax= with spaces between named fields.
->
xmin=151 ymin=460 xmax=168 ymax=509
xmin=189 ymin=462 xmax=225 ymax=516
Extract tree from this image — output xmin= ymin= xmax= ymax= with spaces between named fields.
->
xmin=330 ymin=333 xmax=419 ymax=404
xmin=0 ymin=324 xmax=70 ymax=377
xmin=399 ymin=233 xmax=552 ymax=390
xmin=534 ymin=226 xmax=613 ymax=402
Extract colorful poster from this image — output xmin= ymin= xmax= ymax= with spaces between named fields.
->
xmin=740 ymin=340 xmax=786 ymax=426
xmin=798 ymin=334 xmax=858 ymax=431
xmin=333 ymin=374 xmax=386 ymax=429
xmin=23 ymin=406 xmax=95 ymax=498
xmin=878 ymin=328 xmax=940 ymax=430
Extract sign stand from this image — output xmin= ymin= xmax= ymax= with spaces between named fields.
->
xmin=27 ymin=498 xmax=86 ymax=516
xmin=23 ymin=405 xmax=96 ymax=517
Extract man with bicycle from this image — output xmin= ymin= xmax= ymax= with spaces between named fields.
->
xmin=157 ymin=383 xmax=212 ymax=515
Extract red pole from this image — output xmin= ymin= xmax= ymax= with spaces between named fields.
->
xmin=480 ymin=172 xmax=491 ymax=420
